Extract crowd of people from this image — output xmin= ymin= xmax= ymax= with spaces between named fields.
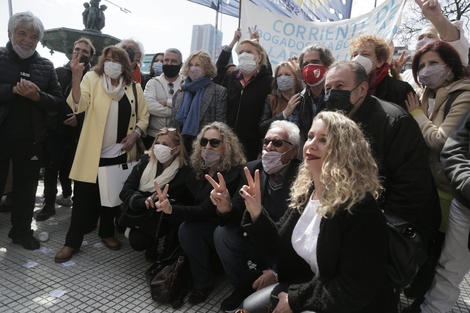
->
xmin=1 ymin=0 xmax=470 ymax=312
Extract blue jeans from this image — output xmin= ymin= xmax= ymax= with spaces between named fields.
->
xmin=179 ymin=219 xmax=219 ymax=289
xmin=214 ymin=225 xmax=273 ymax=289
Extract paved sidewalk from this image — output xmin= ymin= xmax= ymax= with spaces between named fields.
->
xmin=1 ymin=181 xmax=470 ymax=312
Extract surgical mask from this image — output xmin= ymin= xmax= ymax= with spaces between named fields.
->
xmin=12 ymin=42 xmax=35 ymax=59
xmin=162 ymin=64 xmax=181 ymax=78
xmin=353 ymin=55 xmax=373 ymax=75
xmin=418 ymin=64 xmax=449 ymax=89
xmin=152 ymin=61 xmax=163 ymax=76
xmin=188 ymin=66 xmax=204 ymax=81
xmin=104 ymin=61 xmax=122 ymax=79
xmin=262 ymin=150 xmax=289 ymax=175
xmin=325 ymin=84 xmax=361 ymax=114
xmin=276 ymin=75 xmax=294 ymax=91
xmin=302 ymin=64 xmax=326 ymax=87
xmin=416 ymin=37 xmax=434 ymax=51
xmin=201 ymin=149 xmax=221 ymax=168
xmin=238 ymin=52 xmax=258 ymax=74
xmin=153 ymin=144 xmax=176 ymax=164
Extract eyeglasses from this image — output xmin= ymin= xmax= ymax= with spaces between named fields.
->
xmin=200 ymin=137 xmax=223 ymax=148
xmin=262 ymin=138 xmax=293 ymax=147
xmin=168 ymin=83 xmax=174 ymax=95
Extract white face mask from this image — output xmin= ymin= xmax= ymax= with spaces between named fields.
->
xmin=201 ymin=149 xmax=221 ymax=168
xmin=12 ymin=42 xmax=35 ymax=59
xmin=188 ymin=65 xmax=204 ymax=81
xmin=238 ymin=52 xmax=258 ymax=74
xmin=262 ymin=149 xmax=289 ymax=175
xmin=353 ymin=55 xmax=373 ymax=75
xmin=153 ymin=144 xmax=176 ymax=164
xmin=104 ymin=61 xmax=122 ymax=79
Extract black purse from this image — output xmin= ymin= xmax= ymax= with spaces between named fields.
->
xmin=384 ymin=210 xmax=428 ymax=288
xmin=117 ymin=192 xmax=163 ymax=239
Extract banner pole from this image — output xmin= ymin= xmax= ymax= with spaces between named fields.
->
xmin=238 ymin=0 xmax=242 ymax=28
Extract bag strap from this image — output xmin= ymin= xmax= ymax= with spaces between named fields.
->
xmin=444 ymin=90 xmax=465 ymax=119
xmin=132 ymin=81 xmax=138 ymax=112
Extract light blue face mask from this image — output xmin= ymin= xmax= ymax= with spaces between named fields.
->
xmin=276 ymin=75 xmax=294 ymax=91
xmin=152 ymin=61 xmax=163 ymax=75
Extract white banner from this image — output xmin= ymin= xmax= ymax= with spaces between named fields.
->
xmin=240 ymin=0 xmax=406 ymax=66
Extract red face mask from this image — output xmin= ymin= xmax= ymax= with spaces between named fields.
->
xmin=302 ymin=64 xmax=326 ymax=87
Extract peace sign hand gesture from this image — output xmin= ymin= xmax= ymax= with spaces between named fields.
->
xmin=154 ymin=181 xmax=172 ymax=214
xmin=205 ymin=173 xmax=232 ymax=213
xmin=239 ymin=168 xmax=262 ymax=222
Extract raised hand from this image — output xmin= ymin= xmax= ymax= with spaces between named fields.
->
xmin=154 ymin=181 xmax=172 ymax=214
xmin=390 ymin=50 xmax=411 ymax=78
xmin=415 ymin=0 xmax=442 ymax=20
xmin=205 ymin=172 xmax=232 ymax=213
xmin=70 ymin=50 xmax=85 ymax=77
xmin=248 ymin=25 xmax=260 ymax=41
xmin=239 ymin=168 xmax=262 ymax=221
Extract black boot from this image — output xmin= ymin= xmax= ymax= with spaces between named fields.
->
xmin=36 ymin=202 xmax=56 ymax=221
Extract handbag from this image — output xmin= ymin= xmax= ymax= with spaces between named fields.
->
xmin=145 ymin=245 xmax=190 ymax=309
xmin=97 ymin=162 xmax=136 ymax=207
xmin=117 ymin=192 xmax=163 ymax=239
xmin=384 ymin=210 xmax=428 ymax=288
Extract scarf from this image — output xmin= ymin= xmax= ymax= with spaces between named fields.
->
xmin=139 ymin=157 xmax=180 ymax=193
xmin=102 ymin=74 xmax=125 ymax=101
xmin=133 ymin=65 xmax=142 ymax=83
xmin=368 ymin=63 xmax=390 ymax=93
xmin=176 ymin=76 xmax=211 ymax=137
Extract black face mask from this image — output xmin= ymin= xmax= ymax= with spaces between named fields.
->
xmin=162 ymin=64 xmax=181 ymax=78
xmin=79 ymin=55 xmax=90 ymax=65
xmin=124 ymin=47 xmax=135 ymax=62
xmin=324 ymin=84 xmax=362 ymax=114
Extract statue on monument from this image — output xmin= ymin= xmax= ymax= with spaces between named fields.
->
xmin=83 ymin=0 xmax=107 ymax=31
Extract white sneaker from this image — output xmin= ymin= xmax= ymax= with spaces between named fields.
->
xmin=55 ymin=194 xmax=73 ymax=206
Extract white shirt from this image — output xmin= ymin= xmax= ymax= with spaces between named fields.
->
xmin=292 ymin=196 xmax=321 ymax=277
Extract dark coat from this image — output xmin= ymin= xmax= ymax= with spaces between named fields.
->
xmin=352 ymin=95 xmax=441 ymax=240
xmin=220 ymin=159 xmax=300 ymax=227
xmin=0 ymin=42 xmax=63 ymax=144
xmin=373 ymin=74 xmax=414 ymax=111
xmin=224 ymin=67 xmax=273 ymax=161
xmin=243 ymin=194 xmax=389 ymax=313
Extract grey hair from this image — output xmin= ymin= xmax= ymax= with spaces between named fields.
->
xmin=8 ymin=11 xmax=45 ymax=41
xmin=299 ymin=44 xmax=335 ymax=69
xmin=328 ymin=60 xmax=369 ymax=85
xmin=165 ymin=48 xmax=183 ymax=64
xmin=269 ymin=120 xmax=301 ymax=147
xmin=117 ymin=38 xmax=145 ymax=66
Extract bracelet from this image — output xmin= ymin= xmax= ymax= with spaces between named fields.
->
xmin=134 ymin=128 xmax=142 ymax=138
xmin=271 ymin=269 xmax=278 ymax=282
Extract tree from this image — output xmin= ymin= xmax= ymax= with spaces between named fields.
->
xmin=395 ymin=0 xmax=470 ymax=49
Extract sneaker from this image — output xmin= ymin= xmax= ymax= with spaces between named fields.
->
xmin=220 ymin=287 xmax=255 ymax=312
xmin=12 ymin=235 xmax=40 ymax=250
xmin=56 ymin=194 xmax=73 ymax=207
xmin=36 ymin=203 xmax=56 ymax=221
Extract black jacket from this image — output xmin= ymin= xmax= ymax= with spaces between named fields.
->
xmin=244 ymin=194 xmax=389 ymax=313
xmin=352 ymin=95 xmax=441 ymax=240
xmin=0 ymin=42 xmax=63 ymax=144
xmin=220 ymin=159 xmax=300 ymax=227
xmin=441 ymin=112 xmax=470 ymax=208
xmin=224 ymin=67 xmax=273 ymax=161
xmin=373 ymin=74 xmax=414 ymax=111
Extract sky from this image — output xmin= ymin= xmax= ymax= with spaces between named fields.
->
xmin=0 ymin=0 xmax=385 ymax=67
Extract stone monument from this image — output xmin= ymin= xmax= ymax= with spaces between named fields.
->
xmin=40 ymin=0 xmax=120 ymax=64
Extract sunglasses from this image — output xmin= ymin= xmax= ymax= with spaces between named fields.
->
xmin=159 ymin=127 xmax=178 ymax=134
xmin=262 ymin=138 xmax=292 ymax=147
xmin=200 ymin=137 xmax=223 ymax=148
xmin=168 ymin=83 xmax=174 ymax=95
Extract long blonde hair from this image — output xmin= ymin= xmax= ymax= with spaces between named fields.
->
xmin=190 ymin=122 xmax=246 ymax=179
xmin=289 ymin=111 xmax=382 ymax=216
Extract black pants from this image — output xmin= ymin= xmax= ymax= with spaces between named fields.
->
xmin=64 ymin=154 xmax=126 ymax=249
xmin=43 ymin=131 xmax=75 ymax=203
xmin=0 ymin=140 xmax=40 ymax=239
